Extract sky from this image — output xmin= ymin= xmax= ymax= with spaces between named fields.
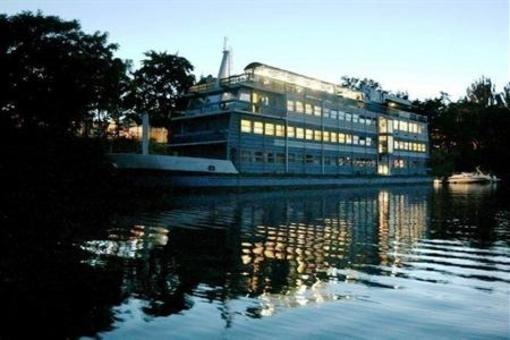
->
xmin=2 ymin=0 xmax=509 ymax=100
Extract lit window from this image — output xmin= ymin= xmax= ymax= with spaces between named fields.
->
xmin=339 ymin=111 xmax=345 ymax=120
xmin=323 ymin=131 xmax=330 ymax=142
xmin=276 ymin=124 xmax=285 ymax=137
xmin=305 ymin=103 xmax=313 ymax=115
xmin=393 ymin=120 xmax=399 ymax=131
xmin=353 ymin=114 xmax=359 ymax=123
xmin=314 ymin=130 xmax=322 ymax=141
xmin=323 ymin=107 xmax=330 ymax=118
xmin=353 ymin=135 xmax=359 ymax=144
xmin=359 ymin=138 xmax=365 ymax=146
xmin=253 ymin=121 xmax=263 ymax=134
xmin=401 ymin=121 xmax=408 ymax=132
xmin=305 ymin=129 xmax=313 ymax=140
xmin=346 ymin=113 xmax=352 ymax=122
xmin=379 ymin=118 xmax=388 ymax=133
xmin=359 ymin=117 xmax=365 ymax=125
xmin=241 ymin=119 xmax=252 ymax=133
xmin=330 ymin=109 xmax=338 ymax=120
xmin=404 ymin=142 xmax=409 ymax=150
xmin=287 ymin=100 xmax=295 ymax=112
xmin=366 ymin=118 xmax=372 ymax=126
xmin=330 ymin=132 xmax=338 ymax=143
xmin=314 ymin=105 xmax=322 ymax=116
xmin=346 ymin=134 xmax=352 ymax=144
xmin=366 ymin=137 xmax=372 ymax=146
xmin=264 ymin=123 xmax=275 ymax=136
xmin=287 ymin=126 xmax=295 ymax=138
xmin=295 ymin=101 xmax=304 ymax=112
xmin=394 ymin=140 xmax=399 ymax=150
xmin=296 ymin=127 xmax=304 ymax=139
xmin=338 ymin=133 xmax=346 ymax=144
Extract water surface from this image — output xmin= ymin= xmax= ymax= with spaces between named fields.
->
xmin=3 ymin=184 xmax=509 ymax=339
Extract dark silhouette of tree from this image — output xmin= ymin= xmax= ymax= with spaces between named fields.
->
xmin=128 ymin=51 xmax=195 ymax=127
xmin=341 ymin=76 xmax=381 ymax=90
xmin=0 ymin=11 xmax=128 ymax=135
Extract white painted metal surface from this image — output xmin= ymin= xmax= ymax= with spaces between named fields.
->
xmin=109 ymin=153 xmax=239 ymax=174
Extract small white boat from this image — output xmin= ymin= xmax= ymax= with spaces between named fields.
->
xmin=447 ymin=167 xmax=500 ymax=184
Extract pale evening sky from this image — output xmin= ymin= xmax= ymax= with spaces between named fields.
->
xmin=2 ymin=0 xmax=509 ymax=100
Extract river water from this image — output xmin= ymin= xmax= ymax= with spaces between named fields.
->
xmin=2 ymin=184 xmax=510 ymax=338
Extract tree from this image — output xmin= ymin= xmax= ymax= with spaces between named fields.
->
xmin=128 ymin=51 xmax=195 ymax=127
xmin=0 ymin=11 xmax=129 ymax=135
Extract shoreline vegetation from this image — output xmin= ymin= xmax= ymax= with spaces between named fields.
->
xmin=2 ymin=11 xmax=510 ymax=207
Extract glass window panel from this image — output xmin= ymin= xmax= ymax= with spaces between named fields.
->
xmin=241 ymin=119 xmax=252 ymax=133
xmin=305 ymin=129 xmax=313 ymax=140
xmin=276 ymin=124 xmax=285 ymax=137
xmin=264 ymin=123 xmax=275 ymax=136
xmin=296 ymin=127 xmax=304 ymax=139
xmin=305 ymin=103 xmax=313 ymax=115
xmin=287 ymin=100 xmax=294 ymax=112
xmin=314 ymin=105 xmax=322 ymax=116
xmin=295 ymin=101 xmax=304 ymax=112
xmin=330 ymin=132 xmax=338 ymax=143
xmin=287 ymin=126 xmax=295 ymax=138
xmin=253 ymin=121 xmax=263 ymax=134
xmin=323 ymin=131 xmax=330 ymax=142
xmin=314 ymin=130 xmax=322 ymax=141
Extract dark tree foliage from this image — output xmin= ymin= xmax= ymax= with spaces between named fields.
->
xmin=414 ymin=77 xmax=510 ymax=177
xmin=0 ymin=11 xmax=127 ymax=135
xmin=128 ymin=51 xmax=195 ymax=127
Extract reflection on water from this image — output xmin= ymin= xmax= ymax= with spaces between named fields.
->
xmin=3 ymin=185 xmax=510 ymax=338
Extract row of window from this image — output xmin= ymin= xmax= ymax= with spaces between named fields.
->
xmin=379 ymin=117 xmax=424 ymax=134
xmin=240 ymin=150 xmax=377 ymax=167
xmin=286 ymin=100 xmax=375 ymax=126
xmin=241 ymin=119 xmax=373 ymax=146
xmin=394 ymin=140 xmax=427 ymax=152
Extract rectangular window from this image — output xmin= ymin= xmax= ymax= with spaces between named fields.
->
xmin=379 ymin=118 xmax=388 ymax=133
xmin=353 ymin=114 xmax=359 ymax=123
xmin=305 ymin=103 xmax=313 ymax=115
xmin=323 ymin=107 xmax=330 ymax=118
xmin=401 ymin=121 xmax=408 ymax=132
xmin=241 ymin=151 xmax=252 ymax=162
xmin=393 ymin=120 xmax=399 ymax=131
xmin=366 ymin=118 xmax=372 ymax=126
xmin=254 ymin=151 xmax=264 ymax=162
xmin=330 ymin=132 xmax=337 ymax=143
xmin=323 ymin=131 xmax=330 ymax=142
xmin=305 ymin=154 xmax=314 ymax=164
xmin=287 ymin=126 xmax=295 ymax=138
xmin=346 ymin=134 xmax=352 ymax=144
xmin=359 ymin=117 xmax=365 ymax=125
xmin=394 ymin=140 xmax=400 ymax=150
xmin=288 ymin=153 xmax=295 ymax=162
xmin=366 ymin=137 xmax=372 ymax=146
xmin=276 ymin=124 xmax=285 ymax=137
xmin=359 ymin=138 xmax=365 ymax=146
xmin=339 ymin=111 xmax=346 ymax=120
xmin=276 ymin=153 xmax=285 ymax=163
xmin=287 ymin=100 xmax=295 ymax=112
xmin=266 ymin=152 xmax=274 ymax=163
xmin=346 ymin=113 xmax=352 ymax=122
xmin=264 ymin=123 xmax=275 ymax=136
xmin=253 ymin=121 xmax=263 ymax=134
xmin=296 ymin=127 xmax=304 ymax=139
xmin=324 ymin=156 xmax=331 ymax=165
xmin=353 ymin=135 xmax=359 ymax=144
xmin=330 ymin=110 xmax=338 ymax=120
xmin=295 ymin=101 xmax=304 ymax=113
xmin=305 ymin=129 xmax=313 ymax=140
xmin=338 ymin=133 xmax=346 ymax=144
xmin=314 ymin=130 xmax=322 ymax=141
xmin=314 ymin=105 xmax=322 ymax=116
xmin=241 ymin=119 xmax=252 ymax=133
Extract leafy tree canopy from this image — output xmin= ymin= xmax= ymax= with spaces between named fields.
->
xmin=128 ymin=51 xmax=195 ymax=127
xmin=0 ymin=11 xmax=129 ymax=135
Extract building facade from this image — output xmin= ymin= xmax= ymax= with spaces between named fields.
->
xmin=169 ymin=58 xmax=429 ymax=177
